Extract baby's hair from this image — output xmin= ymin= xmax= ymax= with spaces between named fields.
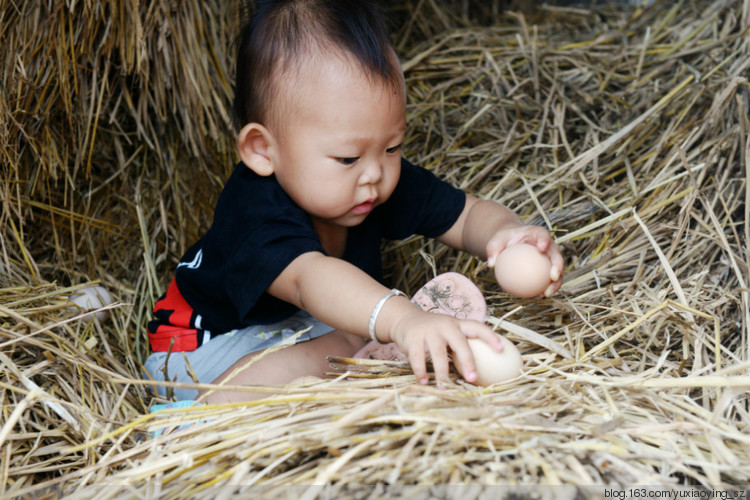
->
xmin=232 ymin=0 xmax=401 ymax=130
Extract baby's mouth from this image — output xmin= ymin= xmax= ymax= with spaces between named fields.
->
xmin=352 ymin=197 xmax=377 ymax=215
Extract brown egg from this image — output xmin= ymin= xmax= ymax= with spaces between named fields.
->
xmin=455 ymin=335 xmax=522 ymax=386
xmin=494 ymin=243 xmax=551 ymax=298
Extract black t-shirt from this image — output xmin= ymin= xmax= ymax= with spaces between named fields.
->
xmin=159 ymin=158 xmax=465 ymax=336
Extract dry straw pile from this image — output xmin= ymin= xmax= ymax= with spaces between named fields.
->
xmin=2 ymin=0 xmax=750 ymax=497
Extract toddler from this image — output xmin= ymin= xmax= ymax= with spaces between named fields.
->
xmin=145 ymin=0 xmax=564 ymax=404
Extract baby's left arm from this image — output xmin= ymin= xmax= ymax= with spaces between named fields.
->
xmin=437 ymin=194 xmax=565 ymax=297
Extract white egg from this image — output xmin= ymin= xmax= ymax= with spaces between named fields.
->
xmin=494 ymin=243 xmax=551 ymax=298
xmin=68 ymin=285 xmax=113 ymax=322
xmin=455 ymin=335 xmax=522 ymax=386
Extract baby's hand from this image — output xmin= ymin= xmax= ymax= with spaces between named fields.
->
xmin=388 ymin=308 xmax=502 ymax=387
xmin=486 ymin=224 xmax=564 ymax=297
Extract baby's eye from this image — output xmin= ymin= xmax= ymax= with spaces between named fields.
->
xmin=386 ymin=143 xmax=402 ymax=154
xmin=337 ymin=157 xmax=359 ymax=166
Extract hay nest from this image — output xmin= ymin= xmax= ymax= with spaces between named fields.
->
xmin=2 ymin=0 xmax=750 ymax=497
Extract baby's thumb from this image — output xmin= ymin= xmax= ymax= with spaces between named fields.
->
xmin=486 ymin=240 xmax=505 ymax=267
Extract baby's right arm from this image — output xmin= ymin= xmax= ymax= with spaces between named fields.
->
xmin=267 ymin=251 xmax=503 ymax=386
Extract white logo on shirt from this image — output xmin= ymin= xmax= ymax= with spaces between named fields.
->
xmin=177 ymin=248 xmax=203 ymax=270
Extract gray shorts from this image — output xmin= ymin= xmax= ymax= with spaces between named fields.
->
xmin=143 ymin=311 xmax=335 ymax=400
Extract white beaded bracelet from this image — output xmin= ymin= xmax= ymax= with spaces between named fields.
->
xmin=368 ymin=289 xmax=406 ymax=344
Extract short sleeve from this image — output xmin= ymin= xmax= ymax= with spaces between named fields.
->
xmin=375 ymin=158 xmax=466 ymax=240
xmin=222 ymin=213 xmax=324 ymax=323
xmin=174 ymin=165 xmax=325 ymax=332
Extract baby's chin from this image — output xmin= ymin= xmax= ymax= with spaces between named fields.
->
xmin=310 ymin=212 xmax=369 ymax=228
xmin=337 ymin=212 xmax=375 ymax=227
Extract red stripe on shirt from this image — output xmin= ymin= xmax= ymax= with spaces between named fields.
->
xmin=148 ymin=278 xmax=200 ymax=352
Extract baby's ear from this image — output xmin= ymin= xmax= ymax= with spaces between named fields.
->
xmin=237 ymin=123 xmax=275 ymax=176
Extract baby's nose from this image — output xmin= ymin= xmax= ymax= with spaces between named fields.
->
xmin=359 ymin=160 xmax=383 ymax=185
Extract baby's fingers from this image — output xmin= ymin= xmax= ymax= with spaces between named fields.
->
xmin=449 ymin=338 xmax=477 ymax=384
xmin=486 ymin=238 xmax=508 ymax=268
xmin=450 ymin=321 xmax=502 ymax=384
xmin=462 ymin=321 xmax=504 ymax=351
xmin=426 ymin=338 xmax=452 ymax=388
xmin=408 ymin=344 xmax=429 ymax=385
xmin=543 ymin=277 xmax=563 ymax=298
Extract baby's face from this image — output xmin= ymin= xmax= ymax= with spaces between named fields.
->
xmin=269 ymin=54 xmax=406 ymax=229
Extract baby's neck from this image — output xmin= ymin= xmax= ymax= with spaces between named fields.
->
xmin=312 ymin=219 xmax=347 ymax=258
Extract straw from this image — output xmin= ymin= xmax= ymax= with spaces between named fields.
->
xmin=2 ymin=0 xmax=750 ymax=496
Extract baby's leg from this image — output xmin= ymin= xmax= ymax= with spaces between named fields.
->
xmin=199 ymin=330 xmax=364 ymax=404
